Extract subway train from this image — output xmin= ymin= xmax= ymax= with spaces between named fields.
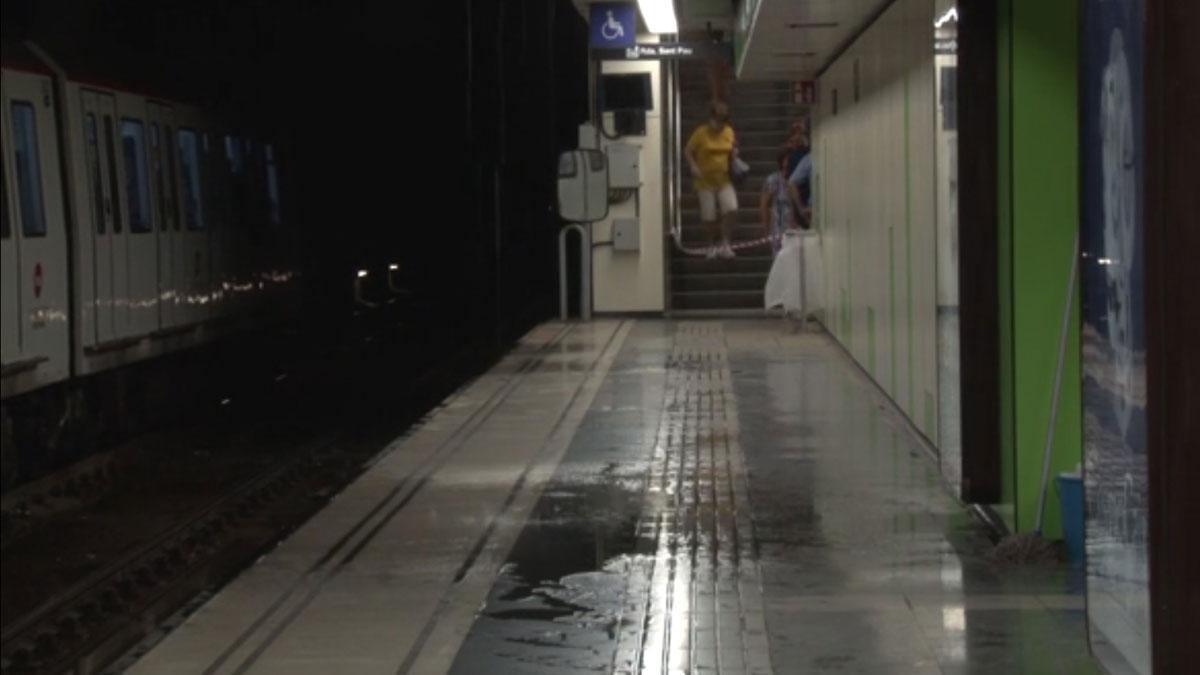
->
xmin=1 ymin=40 xmax=299 ymax=483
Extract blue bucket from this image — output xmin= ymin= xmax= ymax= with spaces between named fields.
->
xmin=1057 ymin=472 xmax=1084 ymax=565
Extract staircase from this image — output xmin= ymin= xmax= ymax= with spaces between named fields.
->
xmin=671 ymin=63 xmax=806 ymax=312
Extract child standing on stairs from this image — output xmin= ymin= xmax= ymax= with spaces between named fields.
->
xmin=760 ymin=149 xmax=805 ymax=256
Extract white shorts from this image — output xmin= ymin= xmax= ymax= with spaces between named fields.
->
xmin=697 ymin=183 xmax=738 ymax=222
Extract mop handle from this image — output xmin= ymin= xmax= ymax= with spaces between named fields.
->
xmin=1035 ymin=231 xmax=1080 ymax=534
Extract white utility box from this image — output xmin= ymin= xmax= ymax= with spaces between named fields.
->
xmin=605 ymin=143 xmax=640 ymax=189
xmin=612 ymin=218 xmax=640 ymax=252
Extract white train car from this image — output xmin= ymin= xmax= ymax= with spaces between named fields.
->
xmin=1 ymin=40 xmax=298 ymax=463
xmin=1 ymin=48 xmax=70 ymax=399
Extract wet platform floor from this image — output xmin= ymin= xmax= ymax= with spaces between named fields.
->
xmin=124 ymin=320 xmax=1101 ymax=674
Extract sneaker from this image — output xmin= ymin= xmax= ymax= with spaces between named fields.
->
xmin=718 ymin=243 xmax=736 ymax=259
xmin=705 ymin=245 xmax=718 ymax=259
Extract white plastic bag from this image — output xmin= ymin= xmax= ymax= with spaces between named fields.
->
xmin=730 ymin=156 xmax=751 ymax=186
xmin=765 ymin=229 xmax=822 ymax=317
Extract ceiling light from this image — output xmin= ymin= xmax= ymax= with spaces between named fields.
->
xmin=638 ymin=0 xmax=678 ymax=34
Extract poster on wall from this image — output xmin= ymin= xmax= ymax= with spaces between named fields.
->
xmin=1080 ymin=1 xmax=1149 ymax=673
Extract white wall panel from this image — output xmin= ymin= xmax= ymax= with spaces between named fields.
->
xmin=812 ymin=0 xmax=940 ymax=441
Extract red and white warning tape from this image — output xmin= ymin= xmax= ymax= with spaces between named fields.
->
xmin=671 ymin=229 xmax=779 ymax=257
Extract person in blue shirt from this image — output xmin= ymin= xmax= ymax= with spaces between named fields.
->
xmin=783 ymin=119 xmax=808 ymax=175
xmin=787 ymin=134 xmax=813 ymax=217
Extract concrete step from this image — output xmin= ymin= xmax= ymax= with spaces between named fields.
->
xmin=674 ymin=71 xmax=794 ymax=313
xmin=676 ymin=159 xmax=780 ymax=176
xmin=677 ymin=229 xmax=773 ymax=247
xmin=679 ymin=136 xmax=795 ymax=158
xmin=680 ymin=188 xmax=767 ymax=205
xmin=679 ymin=82 xmax=792 ymax=96
xmin=680 ymin=211 xmax=776 ymax=227
xmin=671 ymin=289 xmax=764 ymax=310
xmin=682 ymin=116 xmax=800 ymax=133
xmin=666 ymin=307 xmax=771 ymax=318
xmin=670 ymin=255 xmax=774 ymax=274
xmin=680 ymin=97 xmax=803 ymax=111
xmin=734 ymin=129 xmax=797 ymax=145
xmin=738 ymin=146 xmax=797 ymax=162
xmin=679 ymin=165 xmax=807 ymax=191
xmin=673 ymin=272 xmax=768 ymax=293
xmin=680 ymin=88 xmax=800 ymax=104
xmin=679 ymin=100 xmax=806 ymax=116
xmin=743 ymin=159 xmax=782 ymax=173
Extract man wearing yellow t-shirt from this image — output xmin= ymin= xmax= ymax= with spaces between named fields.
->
xmin=685 ymin=101 xmax=740 ymax=259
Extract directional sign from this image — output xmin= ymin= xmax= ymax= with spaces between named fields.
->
xmin=592 ymin=42 xmax=728 ymax=61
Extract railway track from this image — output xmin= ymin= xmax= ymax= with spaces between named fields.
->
xmin=0 ymin=437 xmax=338 ymax=675
xmin=0 ymin=327 xmax=511 ymax=675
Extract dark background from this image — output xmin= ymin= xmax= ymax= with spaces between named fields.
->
xmin=3 ymin=0 xmax=590 ymax=347
xmin=0 ymin=0 xmax=591 ymax=479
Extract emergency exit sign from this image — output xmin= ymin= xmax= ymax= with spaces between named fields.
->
xmin=794 ymin=81 xmax=817 ymax=105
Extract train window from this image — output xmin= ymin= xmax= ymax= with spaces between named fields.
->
xmin=224 ymin=135 xmax=243 ymax=175
xmin=151 ymin=123 xmax=167 ymax=231
xmin=178 ymin=129 xmax=204 ymax=230
xmin=245 ymin=141 xmax=265 ymax=228
xmin=11 ymin=101 xmax=47 ymax=237
xmin=201 ymin=132 xmax=221 ymax=228
xmin=120 ymin=119 xmax=152 ymax=233
xmin=222 ymin=135 xmax=243 ymax=229
xmin=84 ymin=114 xmax=106 ymax=234
xmin=103 ymin=116 xmax=123 ymax=233
xmin=1 ymin=147 xmax=9 ymax=239
xmin=165 ymin=126 xmax=180 ymax=230
xmin=206 ymin=133 xmax=232 ymax=229
xmin=265 ymin=144 xmax=281 ymax=226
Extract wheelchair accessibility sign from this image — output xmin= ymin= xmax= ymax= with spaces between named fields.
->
xmin=590 ymin=3 xmax=637 ymax=49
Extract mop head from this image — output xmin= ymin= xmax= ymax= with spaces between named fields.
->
xmin=988 ymin=532 xmax=1062 ymax=565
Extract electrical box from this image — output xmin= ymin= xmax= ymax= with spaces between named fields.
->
xmin=612 ymin=218 xmax=640 ymax=252
xmin=605 ymin=143 xmax=640 ymax=189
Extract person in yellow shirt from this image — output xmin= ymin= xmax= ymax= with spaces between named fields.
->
xmin=685 ymin=101 xmax=741 ymax=259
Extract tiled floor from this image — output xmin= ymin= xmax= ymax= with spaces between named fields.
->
xmin=123 ymin=320 xmax=1102 ymax=674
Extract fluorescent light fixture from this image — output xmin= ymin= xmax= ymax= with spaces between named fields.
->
xmin=389 ymin=263 xmax=399 ymax=271
xmin=638 ymin=0 xmax=677 ymax=34
xmin=935 ymin=7 xmax=958 ymax=28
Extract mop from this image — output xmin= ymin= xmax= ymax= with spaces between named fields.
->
xmin=990 ymin=232 xmax=1079 ymax=565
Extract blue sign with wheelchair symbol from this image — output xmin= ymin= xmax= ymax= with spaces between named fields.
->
xmin=590 ymin=3 xmax=636 ymax=49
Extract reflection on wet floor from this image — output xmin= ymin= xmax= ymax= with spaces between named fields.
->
xmin=124 ymin=319 xmax=1102 ymax=674
xmin=450 ymin=320 xmax=1100 ymax=674
xmin=451 ymin=323 xmax=770 ymax=674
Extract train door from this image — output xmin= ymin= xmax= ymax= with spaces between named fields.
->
xmin=165 ymin=120 xmax=188 ymax=326
xmin=175 ymin=125 xmax=210 ymax=324
xmin=0 ymin=138 xmax=19 ymax=365
xmin=147 ymin=103 xmax=180 ymax=329
xmin=80 ymin=90 xmax=128 ymax=341
xmin=115 ymin=99 xmax=159 ymax=337
xmin=204 ymin=131 xmax=231 ymax=318
xmin=222 ymin=134 xmax=247 ymax=317
xmin=1 ymin=70 xmax=70 ymax=386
